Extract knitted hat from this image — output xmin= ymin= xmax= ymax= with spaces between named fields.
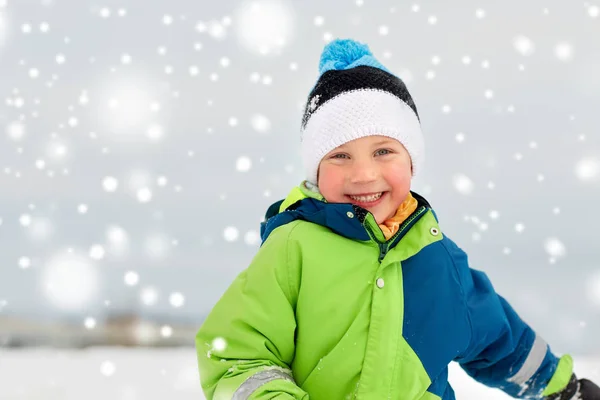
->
xmin=300 ymin=39 xmax=424 ymax=185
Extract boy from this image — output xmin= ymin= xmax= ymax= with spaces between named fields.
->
xmin=196 ymin=39 xmax=600 ymax=399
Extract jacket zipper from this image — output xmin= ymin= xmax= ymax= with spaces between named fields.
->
xmin=378 ymin=242 xmax=387 ymax=262
xmin=365 ymin=206 xmax=427 ymax=262
xmin=364 ymin=223 xmax=387 ymax=262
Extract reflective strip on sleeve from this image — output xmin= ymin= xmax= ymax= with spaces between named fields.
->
xmin=507 ymin=334 xmax=548 ymax=386
xmin=232 ymin=368 xmax=295 ymax=400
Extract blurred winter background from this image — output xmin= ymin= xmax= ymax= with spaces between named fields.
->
xmin=1 ymin=0 xmax=599 ymax=398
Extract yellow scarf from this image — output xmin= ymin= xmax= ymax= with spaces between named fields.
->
xmin=378 ymin=192 xmax=418 ymax=240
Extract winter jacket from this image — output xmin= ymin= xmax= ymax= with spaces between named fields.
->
xmin=195 ymin=182 xmax=573 ymax=400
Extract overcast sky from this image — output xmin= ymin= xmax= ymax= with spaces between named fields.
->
xmin=0 ymin=0 xmax=599 ymax=353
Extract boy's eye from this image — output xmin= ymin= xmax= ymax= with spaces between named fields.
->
xmin=375 ymin=148 xmax=392 ymax=156
xmin=331 ymin=153 xmax=348 ymax=159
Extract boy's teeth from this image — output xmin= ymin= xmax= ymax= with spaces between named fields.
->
xmin=349 ymin=192 xmax=383 ymax=202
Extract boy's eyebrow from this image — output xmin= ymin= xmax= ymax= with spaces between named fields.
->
xmin=371 ymin=139 xmax=396 ymax=147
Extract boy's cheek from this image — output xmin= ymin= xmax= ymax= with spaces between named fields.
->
xmin=316 ymin=167 xmax=340 ymax=202
xmin=317 ymin=164 xmax=330 ymax=189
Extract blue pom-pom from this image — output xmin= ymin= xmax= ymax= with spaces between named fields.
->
xmin=318 ymin=38 xmax=390 ymax=75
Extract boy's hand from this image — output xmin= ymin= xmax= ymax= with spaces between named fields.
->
xmin=546 ymin=374 xmax=600 ymax=399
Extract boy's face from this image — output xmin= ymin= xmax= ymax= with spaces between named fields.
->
xmin=317 ymin=135 xmax=412 ymax=224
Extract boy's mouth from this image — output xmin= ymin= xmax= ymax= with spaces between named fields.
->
xmin=347 ymin=192 xmax=385 ymax=203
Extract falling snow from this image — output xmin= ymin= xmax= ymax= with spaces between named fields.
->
xmin=453 ymin=174 xmax=475 ymax=195
xmin=161 ymin=325 xmax=173 ymax=337
xmin=514 ymin=35 xmax=535 ymax=56
xmin=544 ymin=238 xmax=567 ymax=259
xmin=251 ymin=113 xmax=272 ymax=133
xmin=84 ymin=317 xmax=97 ymax=329
xmin=212 ymin=337 xmax=227 ymax=352
xmin=136 ymin=187 xmax=153 ymax=203
xmin=555 ymin=42 xmax=574 ymax=61
xmin=6 ymin=121 xmax=25 ymax=140
xmin=223 ymin=226 xmax=239 ymax=242
xmin=515 ymin=223 xmax=526 ymax=233
xmin=575 ymin=158 xmax=599 ymax=181
xmin=18 ymin=256 xmax=31 ymax=269
xmin=233 ymin=1 xmax=294 ymax=55
xmin=89 ymin=245 xmax=106 ymax=260
xmin=169 ymin=292 xmax=185 ymax=308
xmin=236 ymin=156 xmax=252 ymax=172
xmin=41 ymin=253 xmax=100 ymax=311
xmin=124 ymin=271 xmax=139 ymax=286
xmin=0 ymin=2 xmax=599 ymax=398
xmin=140 ymin=286 xmax=159 ymax=306
xmin=102 ymin=176 xmax=119 ymax=192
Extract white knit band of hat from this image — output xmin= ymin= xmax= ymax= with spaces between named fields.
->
xmin=301 ymin=88 xmax=424 ymax=185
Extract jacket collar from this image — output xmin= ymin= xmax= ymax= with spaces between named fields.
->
xmin=260 ymin=181 xmax=433 ymax=245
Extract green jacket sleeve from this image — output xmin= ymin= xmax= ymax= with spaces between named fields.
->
xmin=196 ymin=223 xmax=309 ymax=400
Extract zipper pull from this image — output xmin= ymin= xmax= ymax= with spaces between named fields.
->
xmin=378 ymin=243 xmax=387 ymax=262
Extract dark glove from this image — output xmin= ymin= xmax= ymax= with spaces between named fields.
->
xmin=546 ymin=373 xmax=600 ymax=399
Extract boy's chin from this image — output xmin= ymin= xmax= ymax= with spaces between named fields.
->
xmin=373 ymin=214 xmax=388 ymax=224
xmin=374 ymin=207 xmax=399 ymax=224
xmin=366 ymin=208 xmax=387 ymax=224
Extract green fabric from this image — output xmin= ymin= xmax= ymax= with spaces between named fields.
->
xmin=419 ymin=392 xmax=442 ymax=400
xmin=279 ymin=182 xmax=324 ymax=212
xmin=196 ymin=184 xmax=444 ymax=399
xmin=363 ymin=212 xmax=387 ymax=242
xmin=391 ymin=337 xmax=434 ymax=399
xmin=196 ymin=222 xmax=308 ymax=399
xmin=542 ymin=354 xmax=574 ymax=396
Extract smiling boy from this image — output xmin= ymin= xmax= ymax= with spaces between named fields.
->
xmin=195 ymin=39 xmax=600 ymax=400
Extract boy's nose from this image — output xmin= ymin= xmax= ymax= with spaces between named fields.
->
xmin=349 ymin=161 xmax=379 ymax=184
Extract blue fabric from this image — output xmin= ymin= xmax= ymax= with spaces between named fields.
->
xmin=260 ymin=198 xmax=370 ymax=244
xmin=318 ymin=39 xmax=393 ymax=76
xmin=401 ymin=245 xmax=469 ymax=393
xmin=403 ymin=235 xmax=559 ymax=398
xmin=442 ymin=383 xmax=456 ymax=399
xmin=425 ymin=371 xmax=457 ymax=400
xmin=444 ymin=236 xmax=559 ymax=398
xmin=427 ymin=369 xmax=450 ymax=398
xmin=260 ymin=196 xmax=559 ymax=399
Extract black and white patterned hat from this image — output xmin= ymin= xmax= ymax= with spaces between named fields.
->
xmin=301 ymin=38 xmax=424 ymax=185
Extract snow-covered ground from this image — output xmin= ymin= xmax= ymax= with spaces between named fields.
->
xmin=1 ymin=348 xmax=598 ymax=399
